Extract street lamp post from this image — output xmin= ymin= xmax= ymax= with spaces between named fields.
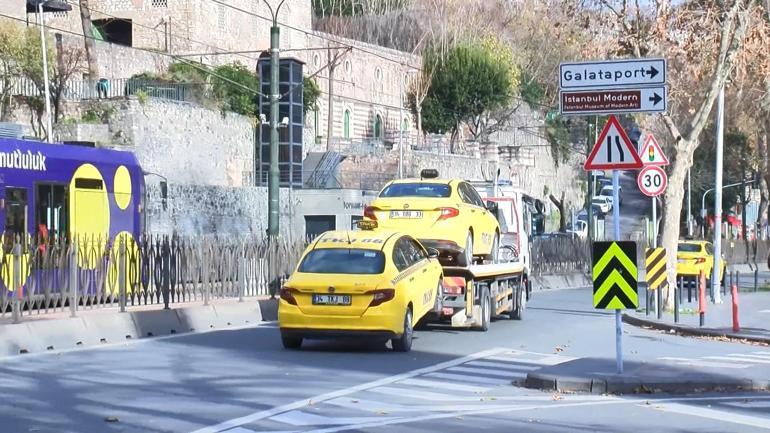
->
xmin=399 ymin=70 xmax=417 ymax=179
xmin=263 ymin=0 xmax=286 ymax=237
xmin=36 ymin=1 xmax=53 ymax=143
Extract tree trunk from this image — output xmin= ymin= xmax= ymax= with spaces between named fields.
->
xmin=758 ymin=130 xmax=769 ymax=238
xmin=416 ymin=106 xmax=423 ymax=149
xmin=79 ymin=0 xmax=99 ymax=80
xmin=326 ymin=48 xmax=335 ymax=152
xmin=660 ymin=138 xmax=697 ymax=309
xmin=549 ymin=192 xmax=567 ymax=232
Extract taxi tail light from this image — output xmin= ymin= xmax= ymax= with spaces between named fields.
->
xmin=695 ymin=258 xmax=706 ymax=264
xmin=364 ymin=206 xmax=379 ymax=221
xmin=437 ymin=207 xmax=459 ymax=220
xmin=279 ymin=286 xmax=298 ymax=305
xmin=366 ymin=288 xmax=395 ymax=307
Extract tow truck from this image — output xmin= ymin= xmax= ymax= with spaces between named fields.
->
xmin=428 ymin=179 xmax=545 ymax=330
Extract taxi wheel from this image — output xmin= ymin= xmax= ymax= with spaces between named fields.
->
xmin=458 ymin=232 xmax=473 ymax=267
xmin=392 ymin=308 xmax=413 ymax=352
xmin=486 ymin=233 xmax=500 ymax=264
xmin=281 ymin=333 xmax=303 ymax=350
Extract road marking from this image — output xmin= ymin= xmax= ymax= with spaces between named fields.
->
xmin=464 ymin=360 xmax=541 ymax=371
xmin=759 ymin=309 xmax=770 ymax=313
xmin=447 ymin=366 xmax=529 ymax=378
xmin=270 ymin=411 xmax=401 ymax=426
xmin=657 ymin=357 xmax=753 ymax=369
xmin=189 ymin=347 xmax=509 ymax=433
xmin=398 ymin=377 xmax=490 ymax=393
xmin=423 ymin=372 xmax=511 ymax=385
xmin=325 ymin=396 xmax=520 ymax=413
xmin=644 ymin=402 xmax=770 ymax=429
xmin=705 ymin=355 xmax=770 ymax=364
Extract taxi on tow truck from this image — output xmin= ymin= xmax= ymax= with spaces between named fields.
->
xmin=364 ymin=169 xmax=501 ymax=266
xmin=676 ymin=240 xmax=726 ymax=284
xmin=278 ymin=221 xmax=444 ymax=352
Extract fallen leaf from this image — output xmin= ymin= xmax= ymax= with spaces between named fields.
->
xmin=104 ymin=416 xmax=119 ymax=423
xmin=351 ymin=400 xmax=359 ymax=404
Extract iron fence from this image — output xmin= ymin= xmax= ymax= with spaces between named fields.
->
xmin=5 ymin=77 xmax=201 ymax=103
xmin=531 ymin=237 xmax=592 ymax=276
xmin=0 ymin=234 xmax=306 ymax=322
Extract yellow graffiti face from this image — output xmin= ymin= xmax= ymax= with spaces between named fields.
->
xmin=69 ymin=164 xmax=109 ymax=269
xmin=114 ymin=165 xmax=132 ymax=210
xmin=106 ymin=231 xmax=139 ymax=296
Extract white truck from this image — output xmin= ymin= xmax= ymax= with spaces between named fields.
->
xmin=426 ymin=180 xmax=544 ymax=330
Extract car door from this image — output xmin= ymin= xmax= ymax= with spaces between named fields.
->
xmin=392 ymin=237 xmax=423 ymax=317
xmin=404 ymin=237 xmax=437 ymax=318
xmin=458 ymin=182 xmax=496 ymax=255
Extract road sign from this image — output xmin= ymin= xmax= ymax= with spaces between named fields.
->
xmin=637 ymin=165 xmax=667 ymax=197
xmin=640 ymin=133 xmax=669 ymax=166
xmin=584 ymin=115 xmax=643 ymax=170
xmin=592 ymin=241 xmax=639 ymax=309
xmin=645 ymin=247 xmax=668 ymax=290
xmin=559 ymin=58 xmax=666 ymax=90
xmin=559 ymin=86 xmax=666 ymax=116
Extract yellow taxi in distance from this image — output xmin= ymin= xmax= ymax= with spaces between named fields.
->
xmin=278 ymin=223 xmax=444 ymax=352
xmin=364 ymin=170 xmax=501 ymax=266
xmin=676 ymin=240 xmax=726 ymax=284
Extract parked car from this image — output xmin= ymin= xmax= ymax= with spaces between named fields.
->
xmin=567 ymin=220 xmax=588 ymax=239
xmin=591 ymin=196 xmax=612 ymax=214
xmin=598 ymin=185 xmax=622 ymax=207
xmin=676 ymin=240 xmax=726 ymax=286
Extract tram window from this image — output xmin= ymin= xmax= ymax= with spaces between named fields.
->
xmin=5 ymin=187 xmax=27 ymax=237
xmin=74 ymin=178 xmax=104 ymax=190
xmin=35 ymin=184 xmax=68 ymax=239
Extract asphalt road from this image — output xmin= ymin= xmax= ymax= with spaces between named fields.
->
xmin=602 ymin=169 xmax=650 ymax=241
xmin=1 ymin=289 xmax=769 ymax=433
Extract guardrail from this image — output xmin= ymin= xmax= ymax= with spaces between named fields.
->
xmin=0 ymin=234 xmax=306 ymax=323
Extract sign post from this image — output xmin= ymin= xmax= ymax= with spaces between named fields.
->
xmin=564 ymin=57 xmax=666 ymax=375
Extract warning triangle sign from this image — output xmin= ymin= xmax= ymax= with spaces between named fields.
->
xmin=584 ymin=115 xmax=643 ymax=171
xmin=639 ymin=133 xmax=669 ymax=166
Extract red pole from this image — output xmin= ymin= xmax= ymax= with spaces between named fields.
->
xmin=698 ymin=270 xmax=706 ymax=326
xmin=731 ymin=283 xmax=740 ymax=332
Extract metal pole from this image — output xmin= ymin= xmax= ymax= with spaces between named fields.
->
xmin=587 ymin=117 xmax=595 ymax=242
xmin=399 ymin=72 xmax=404 ymax=179
xmin=687 ymin=168 xmax=692 ymax=237
xmin=712 ymin=86 xmax=725 ymax=304
xmin=38 ymin=3 xmax=54 ymax=143
xmin=652 ymin=197 xmax=657 ymax=247
xmin=267 ymin=19 xmax=280 ymax=236
xmin=612 ymin=169 xmax=623 ymax=374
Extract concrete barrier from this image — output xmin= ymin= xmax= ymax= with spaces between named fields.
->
xmin=532 ymin=273 xmax=591 ymax=291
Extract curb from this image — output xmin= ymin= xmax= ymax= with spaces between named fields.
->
xmin=0 ymin=300 xmax=269 ymax=358
xmin=524 ymin=372 xmax=768 ymax=395
xmin=622 ymin=313 xmax=770 ymax=345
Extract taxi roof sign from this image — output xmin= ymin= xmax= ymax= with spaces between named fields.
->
xmin=421 ymin=169 xmax=439 ymax=179
xmin=356 ymin=220 xmax=378 ymax=230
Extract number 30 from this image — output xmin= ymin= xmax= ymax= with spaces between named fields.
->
xmin=644 ymin=173 xmax=661 ymax=188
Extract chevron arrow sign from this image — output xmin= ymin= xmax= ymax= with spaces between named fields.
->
xmin=592 ymin=241 xmax=639 ymax=309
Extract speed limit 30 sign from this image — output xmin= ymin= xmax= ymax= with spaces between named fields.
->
xmin=637 ymin=165 xmax=667 ymax=196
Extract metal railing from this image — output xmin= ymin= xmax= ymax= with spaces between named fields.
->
xmin=531 ymin=237 xmax=591 ymax=276
xmin=5 ymin=77 xmax=202 ymax=103
xmin=0 ymin=234 xmax=306 ymax=322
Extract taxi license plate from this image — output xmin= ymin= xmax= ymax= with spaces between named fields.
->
xmin=390 ymin=210 xmax=423 ymax=219
xmin=312 ymin=294 xmax=351 ymax=305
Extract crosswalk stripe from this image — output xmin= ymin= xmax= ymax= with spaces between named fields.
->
xmin=325 ymin=396 xmax=517 ymax=413
xmin=464 ymin=360 xmax=541 ymax=371
xmin=368 ymin=386 xmax=486 ymax=402
xmin=493 ymin=352 xmax=574 ymax=366
xmin=657 ymin=357 xmax=753 ymax=369
xmin=397 ymin=378 xmax=489 ymax=393
xmin=270 ymin=410 xmax=400 ymax=426
xmin=485 ymin=355 xmax=545 ymax=365
xmin=705 ymin=355 xmax=770 ymax=365
xmin=732 ymin=353 xmax=770 ymax=361
xmin=423 ymin=372 xmax=511 ymax=386
xmin=446 ymin=366 xmax=527 ymax=378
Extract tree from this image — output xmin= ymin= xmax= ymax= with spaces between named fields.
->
xmin=302 ymin=76 xmax=321 ymax=115
xmin=16 ymin=28 xmax=56 ymax=139
xmin=211 ymin=62 xmax=260 ymax=117
xmin=78 ymin=0 xmax=99 ymax=81
xmin=0 ymin=22 xmax=23 ymax=122
xmin=592 ymin=0 xmax=757 ymax=308
xmin=413 ymin=41 xmax=516 ymax=151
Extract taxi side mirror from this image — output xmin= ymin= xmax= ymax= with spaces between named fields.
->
xmin=485 ymin=201 xmax=498 ymax=213
xmin=427 ymin=248 xmax=439 ymax=259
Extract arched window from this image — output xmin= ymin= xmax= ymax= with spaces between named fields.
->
xmin=374 ymin=114 xmax=383 ymax=140
xmin=343 ymin=109 xmax=351 ymax=140
xmin=402 ymin=117 xmax=409 ymax=131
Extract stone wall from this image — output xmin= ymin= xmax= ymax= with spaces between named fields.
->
xmin=100 ymin=98 xmax=255 ymax=187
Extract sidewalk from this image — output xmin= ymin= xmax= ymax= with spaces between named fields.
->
xmin=625 ymin=290 xmax=770 ymax=344
xmin=0 ymin=296 xmax=273 ymax=358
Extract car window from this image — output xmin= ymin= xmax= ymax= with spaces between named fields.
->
xmin=600 ymin=187 xmax=613 ymax=196
xmin=392 ymin=239 xmax=411 ymax=272
xmin=457 ymin=183 xmax=473 ymax=205
xmin=677 ymin=243 xmax=702 ymax=253
xmin=406 ymin=238 xmax=427 ymax=265
xmin=705 ymin=243 xmax=714 ymax=254
xmin=298 ymin=248 xmax=385 ymax=274
xmin=379 ymin=183 xmax=451 ymax=198
xmin=465 ymin=184 xmax=486 ymax=207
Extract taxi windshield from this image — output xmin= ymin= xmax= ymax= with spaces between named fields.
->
xmin=379 ymin=183 xmax=451 ymax=198
xmin=677 ymin=243 xmax=702 ymax=253
xmin=298 ymin=248 xmax=386 ymax=274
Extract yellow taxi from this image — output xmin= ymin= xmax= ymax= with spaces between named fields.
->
xmin=364 ymin=170 xmax=501 ymax=266
xmin=676 ymin=240 xmax=726 ymax=284
xmin=278 ymin=222 xmax=444 ymax=352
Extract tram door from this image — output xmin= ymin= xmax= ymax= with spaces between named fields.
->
xmin=35 ymin=184 xmax=68 ymax=242
xmin=4 ymin=187 xmax=28 ymax=241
